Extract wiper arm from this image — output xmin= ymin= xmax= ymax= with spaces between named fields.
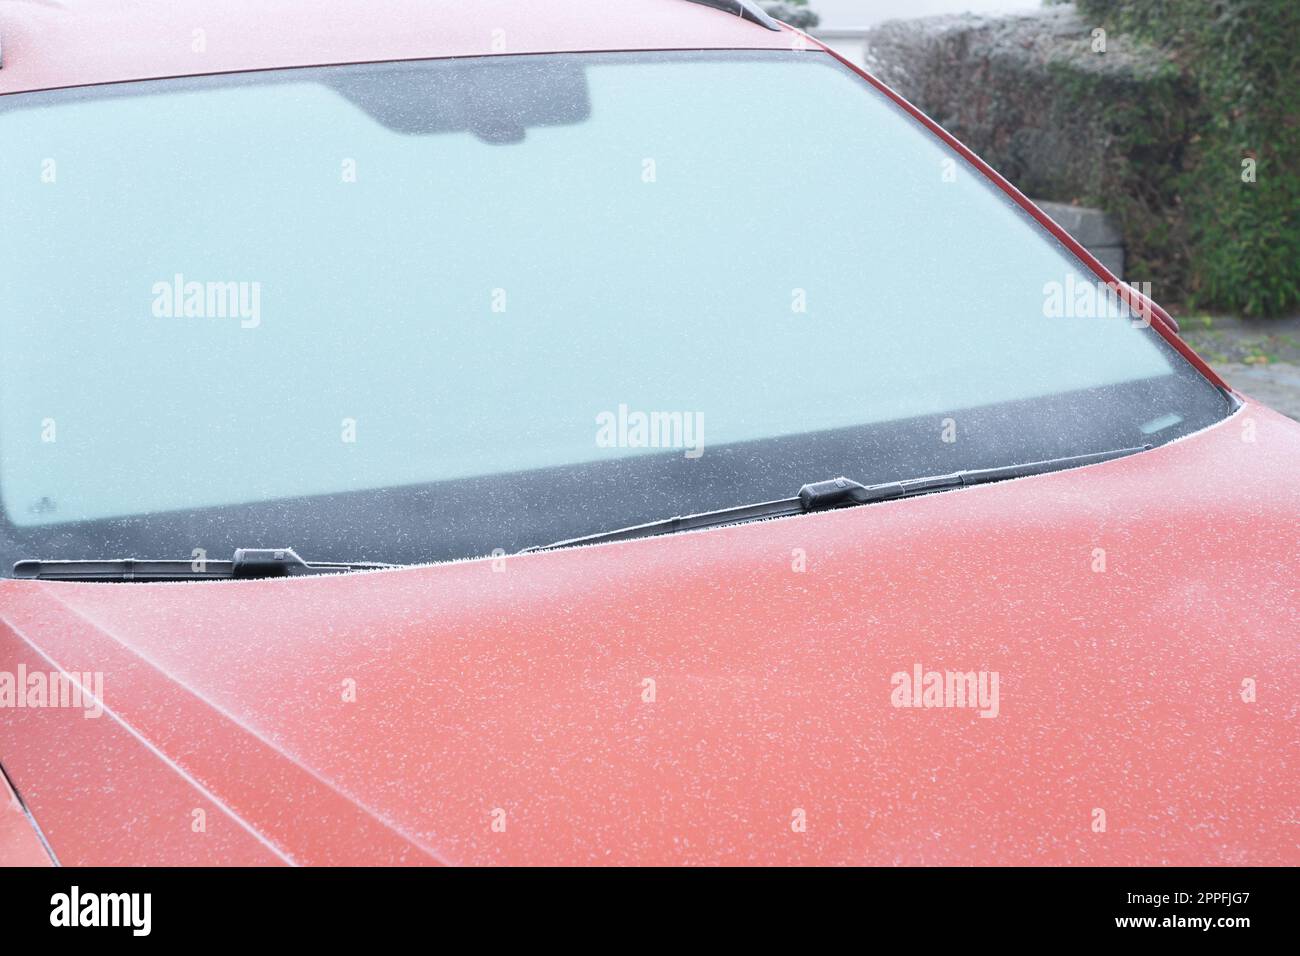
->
xmin=13 ymin=548 xmax=401 ymax=582
xmin=521 ymin=445 xmax=1149 ymax=553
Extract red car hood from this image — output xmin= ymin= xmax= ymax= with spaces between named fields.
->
xmin=2 ymin=403 xmax=1298 ymax=866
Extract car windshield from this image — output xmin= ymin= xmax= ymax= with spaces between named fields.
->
xmin=0 ymin=50 xmax=1230 ymax=572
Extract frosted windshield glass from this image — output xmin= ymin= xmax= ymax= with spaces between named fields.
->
xmin=0 ymin=52 xmax=1211 ymax=534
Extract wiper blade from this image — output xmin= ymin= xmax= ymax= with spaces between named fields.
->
xmin=522 ymin=445 xmax=1149 ymax=553
xmin=13 ymin=548 xmax=401 ymax=582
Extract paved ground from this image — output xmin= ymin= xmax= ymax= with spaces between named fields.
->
xmin=1178 ymin=315 xmax=1300 ymax=421
xmin=1209 ymin=362 xmax=1300 ymax=420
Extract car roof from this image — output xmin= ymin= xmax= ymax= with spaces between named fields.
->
xmin=0 ymin=0 xmax=803 ymax=96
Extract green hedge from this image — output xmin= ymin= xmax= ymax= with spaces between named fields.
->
xmin=1068 ymin=0 xmax=1299 ymax=316
xmin=760 ymin=1 xmax=819 ymax=30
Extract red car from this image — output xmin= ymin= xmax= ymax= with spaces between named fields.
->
xmin=0 ymin=0 xmax=1296 ymax=866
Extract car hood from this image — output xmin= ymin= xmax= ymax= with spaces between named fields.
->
xmin=2 ymin=403 xmax=1298 ymax=865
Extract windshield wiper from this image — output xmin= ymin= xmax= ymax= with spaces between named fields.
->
xmin=521 ymin=445 xmax=1150 ymax=553
xmin=13 ymin=548 xmax=401 ymax=582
